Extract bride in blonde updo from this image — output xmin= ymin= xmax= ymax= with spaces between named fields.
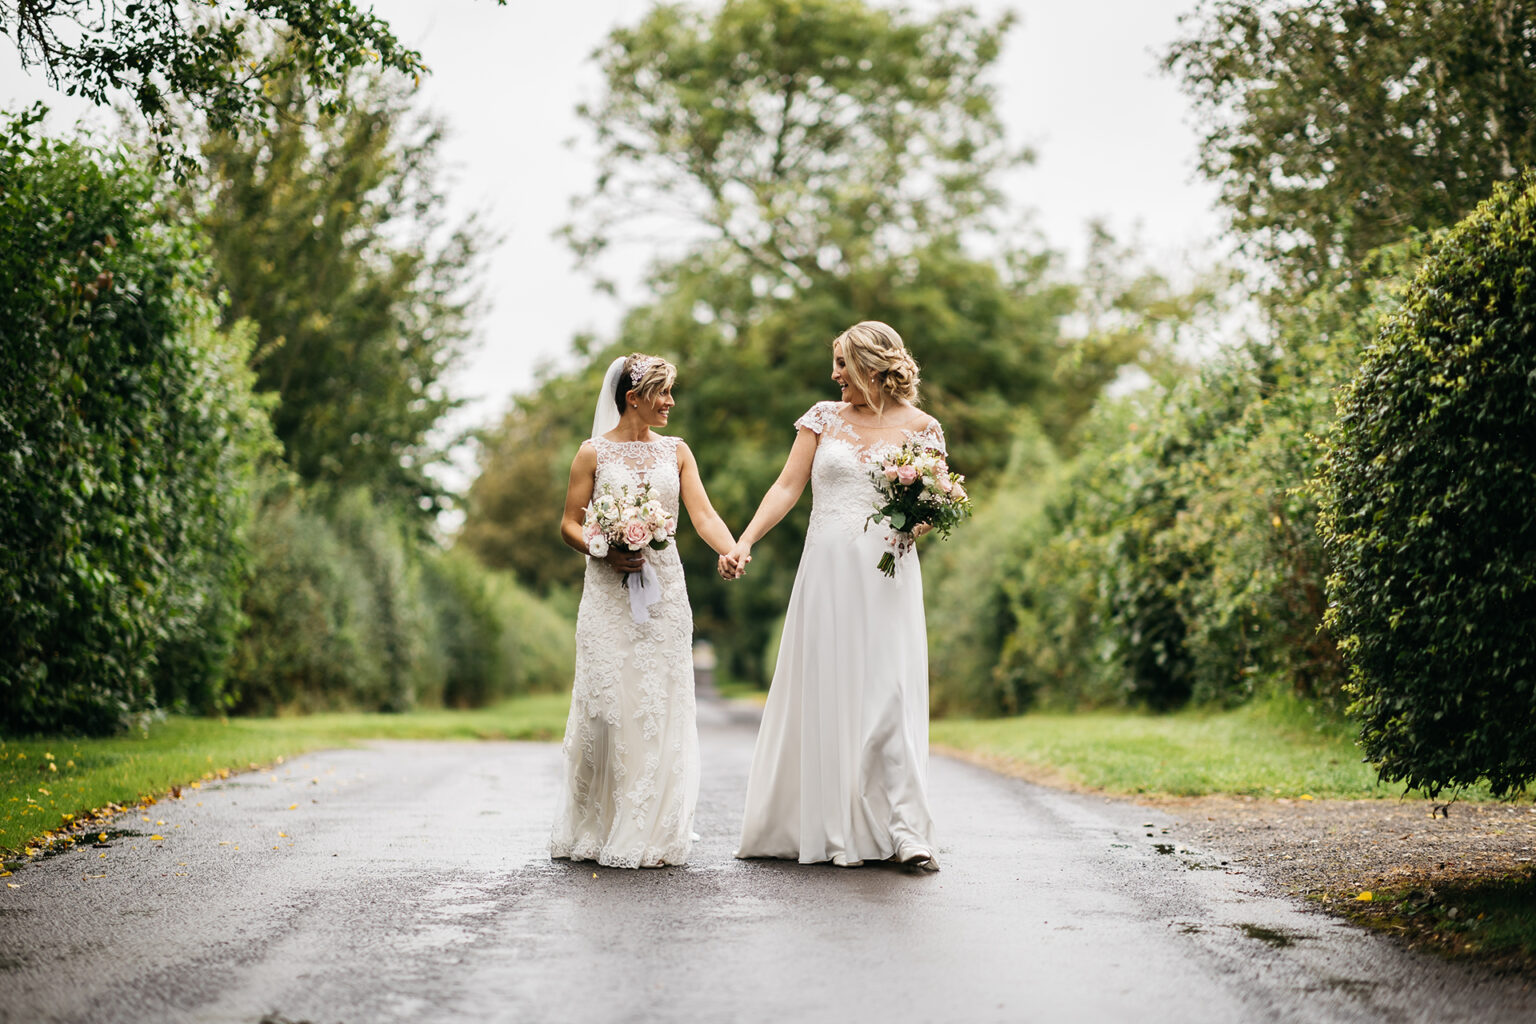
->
xmin=724 ymin=320 xmax=947 ymax=871
xmin=833 ymin=320 xmax=922 ymax=411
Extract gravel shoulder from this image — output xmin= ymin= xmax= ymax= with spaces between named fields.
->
xmin=939 ymin=745 xmax=1536 ymax=974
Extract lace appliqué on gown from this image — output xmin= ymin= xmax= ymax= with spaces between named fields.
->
xmin=794 ymin=400 xmax=947 ymax=540
xmin=550 ymin=434 xmax=700 ymax=868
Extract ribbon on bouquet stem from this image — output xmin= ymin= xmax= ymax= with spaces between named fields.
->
xmin=627 ymin=561 xmax=663 ymax=623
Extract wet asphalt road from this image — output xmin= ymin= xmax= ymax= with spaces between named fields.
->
xmin=2 ymin=697 xmax=1533 ymax=1024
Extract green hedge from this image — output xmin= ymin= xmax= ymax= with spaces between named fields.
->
xmin=230 ymin=487 xmax=574 ymax=715
xmin=0 ymin=109 xmax=276 ymax=734
xmin=926 ymin=275 xmax=1409 ymax=716
xmin=1320 ymin=174 xmax=1536 ymax=798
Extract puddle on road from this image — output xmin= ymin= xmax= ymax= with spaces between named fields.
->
xmin=1152 ymin=843 xmax=1176 ymax=855
xmin=1237 ymin=923 xmax=1302 ymax=948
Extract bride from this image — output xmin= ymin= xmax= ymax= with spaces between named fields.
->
xmin=724 ymin=321 xmax=944 ymax=870
xmin=550 ymin=353 xmax=738 ymax=868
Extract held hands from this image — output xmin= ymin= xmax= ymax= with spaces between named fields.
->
xmin=718 ymin=544 xmax=752 ymax=581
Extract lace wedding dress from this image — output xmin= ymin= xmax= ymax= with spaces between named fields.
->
xmin=737 ymin=401 xmax=942 ymax=866
xmin=550 ymin=434 xmax=700 ymax=868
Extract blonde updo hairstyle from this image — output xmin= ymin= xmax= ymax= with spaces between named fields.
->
xmin=834 ymin=320 xmax=920 ymax=411
xmin=613 ymin=352 xmax=677 ymax=414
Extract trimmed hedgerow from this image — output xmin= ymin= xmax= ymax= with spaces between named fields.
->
xmin=1319 ymin=172 xmax=1536 ymax=798
xmin=0 ymin=108 xmax=275 ymax=734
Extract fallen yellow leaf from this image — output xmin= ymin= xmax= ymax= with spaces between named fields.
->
xmin=278 ymin=832 xmax=288 ymax=838
xmin=6 ymin=883 xmax=18 ymax=889
xmin=156 ymin=820 xmax=165 ymax=826
xmin=98 ymin=832 xmax=107 ymax=842
xmin=287 ymin=803 xmax=297 ymax=810
xmin=1356 ymin=891 xmax=1373 ymax=902
xmin=149 ymin=835 xmax=165 ymax=841
xmin=47 ymin=762 xmax=57 ymax=772
xmin=1299 ymin=794 xmax=1314 ymax=801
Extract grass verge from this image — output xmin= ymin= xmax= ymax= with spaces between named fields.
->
xmin=0 ymin=693 xmax=571 ymax=857
xmin=1335 ymin=870 xmax=1536 ymax=973
xmin=930 ymin=694 xmax=1496 ymax=801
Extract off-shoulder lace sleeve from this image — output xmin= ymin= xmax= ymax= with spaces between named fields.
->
xmin=794 ymin=401 xmax=838 ymax=435
xmin=908 ymin=415 xmax=947 ymax=454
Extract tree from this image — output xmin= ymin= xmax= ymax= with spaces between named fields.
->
xmin=0 ymin=1 xmax=504 ymax=175
xmin=0 ymin=108 xmax=276 ymax=734
xmin=466 ymin=1 xmax=1180 ymax=682
xmin=1319 ymin=173 xmax=1536 ymax=798
xmin=187 ymin=64 xmax=486 ymax=520
xmin=1165 ymin=0 xmax=1536 ymax=289
xmin=569 ymin=0 xmax=1020 ymax=292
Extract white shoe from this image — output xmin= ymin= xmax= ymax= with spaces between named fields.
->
xmin=897 ymin=844 xmax=939 ymax=872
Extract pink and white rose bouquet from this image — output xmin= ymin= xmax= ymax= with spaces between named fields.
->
xmin=867 ymin=443 xmax=971 ymax=577
xmin=583 ymin=481 xmax=677 ymax=570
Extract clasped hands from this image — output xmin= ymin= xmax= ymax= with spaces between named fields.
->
xmin=718 ymin=545 xmax=751 ymax=581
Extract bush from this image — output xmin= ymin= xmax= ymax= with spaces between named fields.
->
xmin=230 ymin=487 xmax=575 ymax=715
xmin=1319 ymin=173 xmax=1536 ymax=798
xmin=484 ymin=569 xmax=577 ymax=696
xmin=927 ymin=411 xmax=1065 ymax=715
xmin=229 ymin=487 xmax=387 ymax=713
xmin=420 ymin=547 xmax=508 ymax=708
xmin=0 ymin=108 xmax=275 ymax=735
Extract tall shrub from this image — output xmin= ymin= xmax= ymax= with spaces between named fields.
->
xmin=0 ymin=109 xmax=273 ymax=734
xmin=1320 ymin=174 xmax=1536 ymax=797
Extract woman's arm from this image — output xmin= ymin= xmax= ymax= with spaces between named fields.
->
xmin=560 ymin=442 xmax=644 ymax=573
xmin=722 ymin=427 xmax=818 ymax=573
xmin=677 ymin=441 xmax=737 ymax=556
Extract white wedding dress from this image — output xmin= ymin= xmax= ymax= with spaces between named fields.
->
xmin=550 ymin=434 xmax=700 ymax=868
xmin=737 ymin=401 xmax=942 ymax=865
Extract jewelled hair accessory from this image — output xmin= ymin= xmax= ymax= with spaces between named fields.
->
xmin=628 ymin=356 xmax=657 ymax=387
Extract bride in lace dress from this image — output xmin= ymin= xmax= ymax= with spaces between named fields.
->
xmin=551 ymin=353 xmax=738 ymax=868
xmin=724 ymin=322 xmax=944 ymax=870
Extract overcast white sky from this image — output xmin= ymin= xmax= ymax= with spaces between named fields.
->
xmin=1 ymin=0 xmax=1225 ymax=436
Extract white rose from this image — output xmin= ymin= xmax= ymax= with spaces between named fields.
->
xmin=588 ymin=535 xmax=609 ymax=558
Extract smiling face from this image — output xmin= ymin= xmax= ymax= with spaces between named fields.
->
xmin=629 ymin=384 xmax=674 ymax=428
xmin=831 ymin=341 xmax=873 ymax=408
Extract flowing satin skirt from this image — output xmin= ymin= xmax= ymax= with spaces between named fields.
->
xmin=736 ymin=522 xmax=937 ymax=865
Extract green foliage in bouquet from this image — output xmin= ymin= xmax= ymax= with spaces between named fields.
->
xmin=1319 ymin=173 xmax=1536 ymax=798
xmin=867 ymin=444 xmax=972 ymax=576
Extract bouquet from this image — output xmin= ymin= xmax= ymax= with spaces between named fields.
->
xmin=866 ymin=443 xmax=972 ymax=577
xmin=583 ymin=481 xmax=677 ymax=564
xmin=583 ymin=481 xmax=677 ymax=623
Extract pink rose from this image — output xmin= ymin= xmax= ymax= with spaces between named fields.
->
xmin=940 ymin=475 xmax=954 ymax=493
xmin=937 ymin=459 xmax=949 ymax=475
xmin=622 ymin=520 xmax=651 ymax=547
xmin=883 ymin=464 xmax=899 ymax=480
xmin=665 ymin=518 xmax=679 ymax=536
xmin=896 ymin=465 xmax=919 ymax=486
